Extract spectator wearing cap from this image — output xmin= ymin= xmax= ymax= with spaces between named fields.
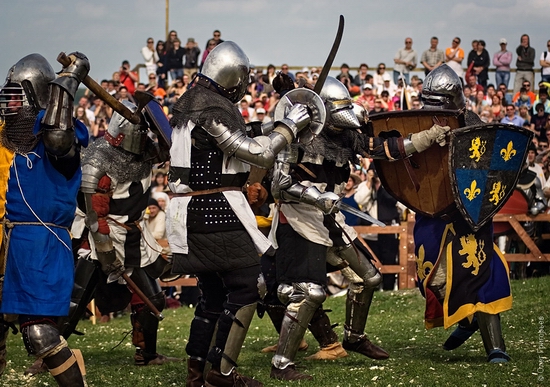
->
xmin=255 ymin=107 xmax=271 ymax=124
xmin=336 ymin=63 xmax=353 ymax=82
xmin=353 ymin=63 xmax=369 ymax=87
xmin=183 ymin=37 xmax=201 ymax=79
xmin=356 ymin=83 xmax=376 ymax=112
xmin=493 ymin=38 xmax=513 ymax=90
xmin=381 ymin=72 xmax=397 ymax=97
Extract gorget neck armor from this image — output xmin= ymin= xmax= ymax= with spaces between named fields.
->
xmin=170 ymin=83 xmax=246 ymax=134
xmin=0 ymin=106 xmax=40 ymax=154
xmin=82 ymin=137 xmax=152 ymax=183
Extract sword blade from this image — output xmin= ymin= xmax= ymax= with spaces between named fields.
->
xmin=338 ymin=201 xmax=386 ymax=227
xmin=313 ymin=15 xmax=345 ymax=94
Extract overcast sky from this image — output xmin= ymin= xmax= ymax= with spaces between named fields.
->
xmin=1 ymin=0 xmax=549 ymax=84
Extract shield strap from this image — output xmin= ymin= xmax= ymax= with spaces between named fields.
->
xmin=397 ymin=138 xmax=420 ymax=191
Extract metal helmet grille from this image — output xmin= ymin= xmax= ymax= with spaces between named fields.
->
xmin=421 ymin=64 xmax=465 ymax=110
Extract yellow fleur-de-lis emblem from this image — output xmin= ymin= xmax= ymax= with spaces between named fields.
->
xmin=489 ymin=181 xmax=507 ymax=206
xmin=415 ymin=245 xmax=433 ymax=281
xmin=500 ymin=141 xmax=516 ymax=162
xmin=469 ymin=137 xmax=486 ymax=162
xmin=464 ymin=180 xmax=481 ymax=201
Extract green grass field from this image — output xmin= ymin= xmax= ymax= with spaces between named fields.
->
xmin=2 ymin=277 xmax=548 ymax=387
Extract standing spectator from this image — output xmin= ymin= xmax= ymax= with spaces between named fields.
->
xmin=141 ymin=37 xmax=159 ymax=76
xmin=540 ymin=39 xmax=550 ymax=83
xmin=166 ymin=38 xmax=184 ymax=83
xmin=205 ymin=29 xmax=224 ymax=50
xmin=164 ymin=30 xmax=178 ymax=53
xmin=393 ymin=37 xmax=417 ymax=84
xmin=445 ymin=37 xmax=465 ymax=78
xmin=78 ymin=96 xmax=96 ymax=124
xmin=493 ymin=38 xmax=513 ymax=89
xmin=155 ymin=41 xmax=168 ymax=89
xmin=501 ymin=105 xmax=524 ymax=126
xmin=471 ymin=40 xmax=490 ymax=90
xmin=75 ymin=106 xmax=92 ymax=138
xmin=420 ymin=36 xmax=445 ymax=75
xmin=514 ymin=34 xmax=536 ymax=94
xmin=119 ymin=60 xmax=138 ymax=95
xmin=353 ymin=63 xmax=369 ymax=87
xmin=255 ymin=108 xmax=271 ymax=124
xmin=466 ymin=40 xmax=479 ymax=73
xmin=183 ymin=38 xmax=201 ymax=79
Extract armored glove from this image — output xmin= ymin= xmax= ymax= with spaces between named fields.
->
xmin=313 ymin=190 xmax=341 ymax=214
xmin=96 ymin=249 xmax=125 ymax=282
xmin=52 ymin=51 xmax=90 ymax=97
xmin=274 ymin=104 xmax=311 ymax=144
xmin=410 ymin=123 xmax=451 ymax=153
xmin=281 ymin=184 xmax=341 ymax=214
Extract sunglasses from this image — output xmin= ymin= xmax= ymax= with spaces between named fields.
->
xmin=453 ymin=40 xmax=459 ymax=44
xmin=405 ymin=41 xmax=412 ymax=44
xmin=147 ymin=41 xmax=154 ymax=44
xmin=379 ymin=67 xmax=385 ymax=69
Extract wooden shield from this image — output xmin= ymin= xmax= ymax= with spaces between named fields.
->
xmin=369 ymin=109 xmax=465 ymax=217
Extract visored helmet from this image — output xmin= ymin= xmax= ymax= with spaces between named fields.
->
xmin=421 ymin=64 xmax=465 ymax=110
xmin=0 ymin=53 xmax=55 ymax=118
xmin=319 ymin=76 xmax=360 ymax=129
xmin=105 ymin=100 xmax=149 ymax=154
xmin=352 ymin=103 xmax=369 ymax=125
xmin=199 ymin=41 xmax=249 ymax=103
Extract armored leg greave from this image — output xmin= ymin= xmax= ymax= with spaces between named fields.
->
xmin=58 ymin=257 xmax=99 ymax=339
xmin=131 ymin=291 xmax=165 ymax=359
xmin=21 ymin=323 xmax=85 ymax=387
xmin=207 ymin=303 xmax=257 ymax=375
xmin=307 ymin=307 xmax=339 ymax=348
xmin=272 ymin=283 xmax=326 ymax=370
xmin=477 ymin=312 xmax=510 ymax=363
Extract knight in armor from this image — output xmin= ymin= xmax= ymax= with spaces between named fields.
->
xmin=0 ymin=53 xmax=89 ymax=386
xmin=268 ymin=76 xmax=452 ymax=380
xmin=79 ymin=98 xmax=180 ymax=366
xmin=414 ymin=64 xmax=512 ymax=363
xmin=166 ymin=41 xmax=312 ymax=387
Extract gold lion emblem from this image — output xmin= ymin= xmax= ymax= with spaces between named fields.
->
xmin=458 ymin=234 xmax=486 ymax=276
xmin=469 ymin=137 xmax=486 ymax=162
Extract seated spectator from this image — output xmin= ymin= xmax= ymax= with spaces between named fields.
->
xmin=501 ymin=105 xmax=524 ymax=126
xmin=498 ymin=83 xmax=513 ymax=104
xmin=531 ymin=103 xmax=550 ymax=142
xmin=515 ymin=87 xmax=533 ymax=110
xmin=152 ymin=191 xmax=170 ymax=212
xmin=533 ymin=89 xmax=550 ymax=114
xmin=356 ymin=83 xmax=376 ymax=111
xmin=512 ymin=80 xmax=536 ymax=105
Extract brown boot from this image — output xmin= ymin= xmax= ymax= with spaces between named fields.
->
xmin=134 ymin=350 xmax=182 ymax=366
xmin=304 ymin=342 xmax=348 ymax=360
xmin=204 ymin=367 xmax=263 ymax=387
xmin=186 ymin=358 xmax=205 ymax=387
xmin=24 ymin=358 xmax=49 ymax=376
xmin=270 ymin=364 xmax=313 ymax=381
xmin=343 ymin=336 xmax=389 ymax=360
xmin=260 ymin=339 xmax=308 ymax=353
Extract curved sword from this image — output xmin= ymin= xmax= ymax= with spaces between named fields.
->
xmin=314 ymin=15 xmax=345 ymax=94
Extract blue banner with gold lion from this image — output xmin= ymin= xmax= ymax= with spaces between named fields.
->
xmin=449 ymin=124 xmax=532 ymax=231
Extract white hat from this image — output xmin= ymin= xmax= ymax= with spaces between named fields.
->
xmin=362 ymin=83 xmax=373 ymax=90
xmin=302 ymin=67 xmax=309 ymax=73
xmin=499 ymin=38 xmax=507 ymax=44
xmin=382 ymin=73 xmax=391 ymax=82
xmin=256 ymin=108 xmax=266 ymax=114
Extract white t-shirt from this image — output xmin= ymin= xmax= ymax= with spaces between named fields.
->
xmin=541 ymin=51 xmax=550 ymax=76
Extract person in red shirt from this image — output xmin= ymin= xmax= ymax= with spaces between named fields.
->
xmin=356 ymin=83 xmax=376 ymax=111
xmin=119 ymin=60 xmax=138 ymax=95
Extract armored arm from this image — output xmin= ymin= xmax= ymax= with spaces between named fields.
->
xmin=81 ymin=164 xmax=125 ymax=281
xmin=206 ymin=103 xmax=311 ymax=168
xmin=271 ymin=160 xmax=340 ymax=214
xmin=41 ymin=52 xmax=90 ymax=158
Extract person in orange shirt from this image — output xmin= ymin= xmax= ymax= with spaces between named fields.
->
xmin=512 ymin=80 xmax=536 ymax=105
xmin=445 ymin=37 xmax=465 ymax=79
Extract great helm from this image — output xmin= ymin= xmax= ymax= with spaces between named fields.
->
xmin=0 ymin=53 xmax=55 ymax=117
xmin=421 ymin=64 xmax=465 ymax=110
xmin=319 ymin=76 xmax=361 ymax=129
xmin=200 ymin=41 xmax=250 ymax=103
xmin=352 ymin=103 xmax=369 ymax=125
xmin=105 ymin=100 xmax=149 ymax=155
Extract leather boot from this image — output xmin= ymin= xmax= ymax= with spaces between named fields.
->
xmin=24 ymin=358 xmax=49 ymax=376
xmin=205 ymin=366 xmax=263 ymax=387
xmin=186 ymin=358 xmax=205 ymax=387
xmin=343 ymin=335 xmax=389 ymax=360
xmin=261 ymin=339 xmax=308 ymax=353
xmin=304 ymin=342 xmax=348 ymax=360
xmin=304 ymin=307 xmax=345 ymax=360
xmin=134 ymin=349 xmax=181 ymax=366
xmin=42 ymin=346 xmax=85 ymax=387
xmin=270 ymin=364 xmax=313 ymax=381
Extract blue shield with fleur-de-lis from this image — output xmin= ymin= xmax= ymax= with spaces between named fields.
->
xmin=449 ymin=123 xmax=533 ymax=231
